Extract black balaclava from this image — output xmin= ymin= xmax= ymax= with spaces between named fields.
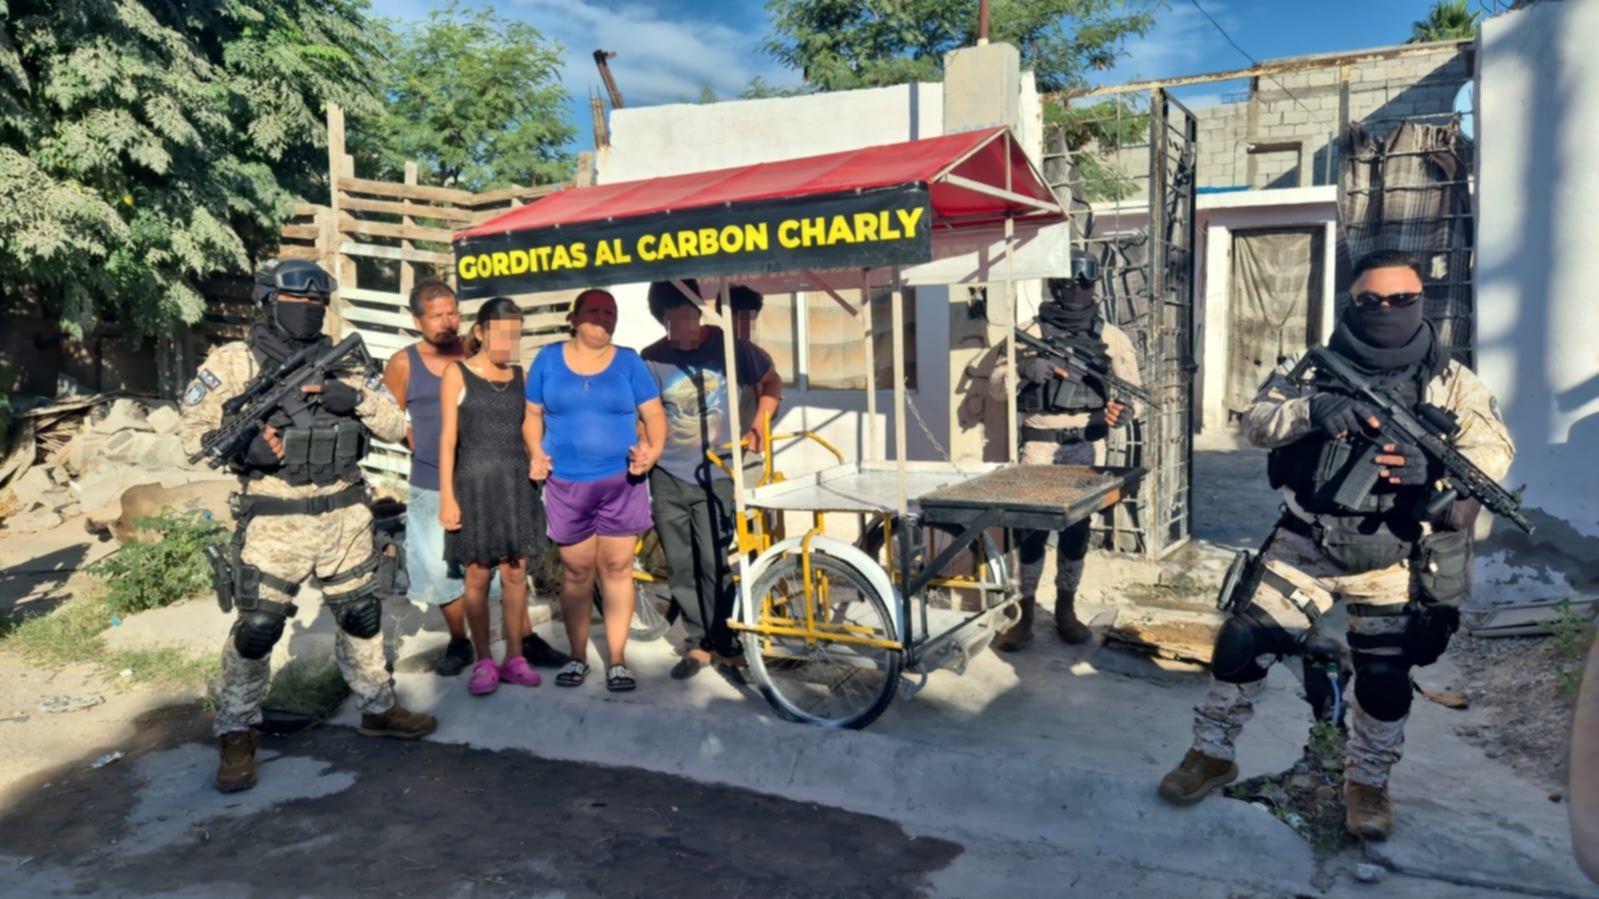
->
xmin=273 ymin=299 xmax=327 ymax=343
xmin=1349 ymin=296 xmax=1425 ymax=349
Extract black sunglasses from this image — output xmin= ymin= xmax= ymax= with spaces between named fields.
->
xmin=1352 ymin=291 xmax=1422 ymax=309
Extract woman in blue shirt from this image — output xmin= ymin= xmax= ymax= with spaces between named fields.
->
xmin=526 ymin=288 xmax=665 ymax=691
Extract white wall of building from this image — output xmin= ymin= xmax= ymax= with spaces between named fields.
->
xmin=594 ymin=81 xmax=1043 ymax=482
xmin=1473 ymin=0 xmax=1599 ymax=605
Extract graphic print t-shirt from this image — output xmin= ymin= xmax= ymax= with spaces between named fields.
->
xmin=641 ymin=331 xmax=771 ymax=483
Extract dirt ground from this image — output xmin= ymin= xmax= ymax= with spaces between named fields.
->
xmin=0 ymin=704 xmax=961 ymax=899
xmin=1448 ymin=633 xmax=1578 ymax=794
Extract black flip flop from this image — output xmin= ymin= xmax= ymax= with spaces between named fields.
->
xmin=555 ymin=661 xmax=589 ymax=687
xmin=606 ymin=665 xmax=637 ymax=693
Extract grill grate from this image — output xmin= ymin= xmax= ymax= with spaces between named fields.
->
xmin=919 ymin=465 xmax=1127 ymax=513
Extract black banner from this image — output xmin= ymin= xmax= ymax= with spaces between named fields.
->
xmin=454 ymin=185 xmax=932 ymax=299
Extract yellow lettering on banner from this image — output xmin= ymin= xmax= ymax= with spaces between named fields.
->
xmin=508 ymin=250 xmax=530 ymax=275
xmin=614 ymin=239 xmax=633 ymax=264
xmin=533 ymin=247 xmax=553 ymax=271
xmin=800 ymin=217 xmax=825 ymax=247
xmin=896 ymin=207 xmax=925 ymax=237
xmin=678 ymin=230 xmax=699 ymax=257
xmin=827 ymin=216 xmax=855 ymax=244
xmin=744 ymin=223 xmax=769 ymax=252
xmin=459 ymin=256 xmax=478 ymax=280
xmin=551 ymin=245 xmax=571 ymax=270
xmin=879 ymin=211 xmax=901 ymax=240
xmin=699 ymin=228 xmax=720 ymax=255
xmin=595 ymin=240 xmax=616 ymax=266
xmin=657 ymin=232 xmax=678 ymax=259
xmin=778 ymin=220 xmax=801 ymax=249
xmin=719 ymin=225 xmax=744 ymax=254
xmin=570 ymin=242 xmax=588 ymax=268
xmin=638 ymin=234 xmax=657 ymax=261
xmin=853 ymin=212 xmax=879 ymax=242
xmin=475 ymin=254 xmax=493 ymax=278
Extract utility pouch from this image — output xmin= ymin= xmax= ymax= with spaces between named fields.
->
xmin=205 ymin=543 xmax=235 ymax=614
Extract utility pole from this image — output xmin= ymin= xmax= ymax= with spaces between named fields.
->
xmin=978 ymin=0 xmax=990 ymax=45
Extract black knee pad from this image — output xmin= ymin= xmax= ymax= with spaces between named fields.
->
xmin=1211 ymin=614 xmax=1279 ymax=684
xmin=233 ymin=612 xmax=286 ymax=660
xmin=1018 ymin=530 xmax=1048 ymax=566
xmin=1353 ymin=654 xmax=1414 ymax=721
xmin=332 ymin=594 xmax=383 ymax=639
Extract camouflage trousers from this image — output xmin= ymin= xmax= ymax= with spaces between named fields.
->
xmin=1017 ymin=440 xmax=1097 ymax=598
xmin=213 ymin=502 xmax=396 ymax=737
xmin=1190 ymin=527 xmax=1411 ymax=788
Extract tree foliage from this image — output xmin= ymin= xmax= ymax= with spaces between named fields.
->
xmin=1409 ymin=0 xmax=1482 ymax=43
xmin=0 ymin=0 xmax=386 ymax=339
xmin=358 ymin=2 xmax=576 ymax=191
xmin=760 ymin=0 xmax=1160 ymax=95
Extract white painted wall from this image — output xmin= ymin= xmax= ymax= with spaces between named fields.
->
xmin=1473 ymin=1 xmax=1599 ymax=604
xmin=594 ymin=81 xmax=1043 ymax=484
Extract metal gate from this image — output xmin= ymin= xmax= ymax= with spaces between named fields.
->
xmin=1044 ymin=88 xmax=1199 ymax=557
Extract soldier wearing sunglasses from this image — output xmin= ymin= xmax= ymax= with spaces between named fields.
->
xmin=177 ymin=259 xmax=438 ymax=794
xmin=1158 ymin=249 xmax=1515 ymax=841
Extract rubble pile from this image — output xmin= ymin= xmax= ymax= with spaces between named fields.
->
xmin=0 ymin=396 xmax=222 ymax=536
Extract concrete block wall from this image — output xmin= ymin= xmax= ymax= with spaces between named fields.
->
xmin=1183 ymin=45 xmax=1470 ymax=192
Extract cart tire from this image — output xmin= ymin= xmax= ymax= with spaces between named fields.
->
xmin=742 ymin=551 xmax=902 ymax=730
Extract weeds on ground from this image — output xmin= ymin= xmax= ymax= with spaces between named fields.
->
xmin=1549 ymin=598 xmax=1595 ymax=698
xmin=264 ymin=658 xmax=351 ymax=719
xmin=88 ymin=508 xmax=225 ymax=615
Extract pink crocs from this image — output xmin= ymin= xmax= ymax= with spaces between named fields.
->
xmin=499 ymin=657 xmax=542 ymax=687
xmin=468 ymin=659 xmax=500 ymax=696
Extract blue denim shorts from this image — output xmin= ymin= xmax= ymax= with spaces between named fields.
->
xmin=406 ymin=485 xmax=463 ymax=606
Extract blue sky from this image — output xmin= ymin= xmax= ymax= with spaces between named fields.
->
xmin=367 ymin=0 xmax=1480 ymax=152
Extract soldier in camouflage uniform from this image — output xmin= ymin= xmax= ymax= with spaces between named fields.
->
xmin=1157 ymin=250 xmax=1514 ymax=840
xmin=987 ymin=253 xmax=1143 ymax=650
xmin=178 ymin=259 xmax=437 ymax=794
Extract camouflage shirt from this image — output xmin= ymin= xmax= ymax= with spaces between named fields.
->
xmin=1243 ymin=350 xmax=1516 ymax=504
xmin=985 ymin=319 xmax=1144 ymax=432
xmin=176 ymin=340 xmax=406 ymax=500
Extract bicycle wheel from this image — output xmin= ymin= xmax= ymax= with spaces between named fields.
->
xmin=742 ymin=551 xmax=901 ymax=729
xmin=858 ymin=516 xmax=1006 ymax=613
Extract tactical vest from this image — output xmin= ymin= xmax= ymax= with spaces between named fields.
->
xmin=1018 ymin=317 xmax=1112 ymax=415
xmin=1268 ymin=360 xmax=1432 ymax=518
xmin=233 ymin=335 xmax=371 ymax=487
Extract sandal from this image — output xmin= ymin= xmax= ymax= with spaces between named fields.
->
xmin=500 ymin=657 xmax=542 ymax=687
xmin=606 ymin=665 xmax=637 ymax=693
xmin=468 ymin=659 xmax=501 ymax=696
xmin=555 ymin=660 xmax=589 ymax=687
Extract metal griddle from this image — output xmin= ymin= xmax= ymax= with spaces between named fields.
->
xmin=917 ymin=465 xmax=1146 ymax=532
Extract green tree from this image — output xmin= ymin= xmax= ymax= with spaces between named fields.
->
xmin=1409 ymin=0 xmax=1481 ymax=43
xmin=361 ymin=2 xmax=576 ymax=191
xmin=760 ymin=0 xmax=1159 ymax=95
xmin=0 ymin=0 xmax=386 ymax=339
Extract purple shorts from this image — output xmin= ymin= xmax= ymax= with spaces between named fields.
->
xmin=544 ymin=472 xmax=653 ymax=545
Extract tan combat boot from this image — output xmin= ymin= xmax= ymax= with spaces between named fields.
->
xmin=358 ymin=703 xmax=438 ymax=740
xmin=216 ymin=730 xmax=258 ymax=794
xmin=1345 ymin=780 xmax=1394 ymax=840
xmin=1054 ymin=590 xmax=1092 ymax=645
xmin=1158 ymin=749 xmax=1239 ymax=805
xmin=995 ymin=595 xmax=1035 ymax=652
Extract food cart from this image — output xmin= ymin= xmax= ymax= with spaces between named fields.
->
xmin=454 ymin=126 xmax=1144 ymax=729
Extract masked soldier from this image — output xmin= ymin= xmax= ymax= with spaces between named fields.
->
xmin=177 ymin=259 xmax=438 ymax=794
xmin=1157 ymin=249 xmax=1514 ymax=840
xmin=987 ymin=252 xmax=1143 ymax=650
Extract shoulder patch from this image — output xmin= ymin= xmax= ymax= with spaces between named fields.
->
xmin=183 ymin=382 xmax=208 ymax=407
xmin=1489 ymin=395 xmax=1503 ymax=423
xmin=199 ymin=369 xmax=222 ymax=390
xmin=365 ymin=373 xmax=385 ymax=392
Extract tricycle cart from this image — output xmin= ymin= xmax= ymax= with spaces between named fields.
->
xmin=454 ymin=126 xmax=1145 ymax=729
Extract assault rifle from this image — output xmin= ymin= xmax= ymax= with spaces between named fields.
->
xmin=1289 ymin=345 xmax=1534 ymax=534
xmin=189 ymin=333 xmax=373 ymax=469
xmin=1011 ymin=328 xmax=1152 ymax=406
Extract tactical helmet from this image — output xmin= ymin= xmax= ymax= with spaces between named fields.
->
xmin=1047 ymin=250 xmax=1100 ymax=303
xmin=252 ymin=259 xmax=336 ymax=305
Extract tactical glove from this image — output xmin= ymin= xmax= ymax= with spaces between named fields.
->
xmin=1308 ymin=393 xmax=1378 ymax=438
xmin=318 ymin=379 xmax=361 ymax=415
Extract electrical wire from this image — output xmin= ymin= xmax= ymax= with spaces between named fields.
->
xmin=1184 ymin=0 xmax=1337 ymax=131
